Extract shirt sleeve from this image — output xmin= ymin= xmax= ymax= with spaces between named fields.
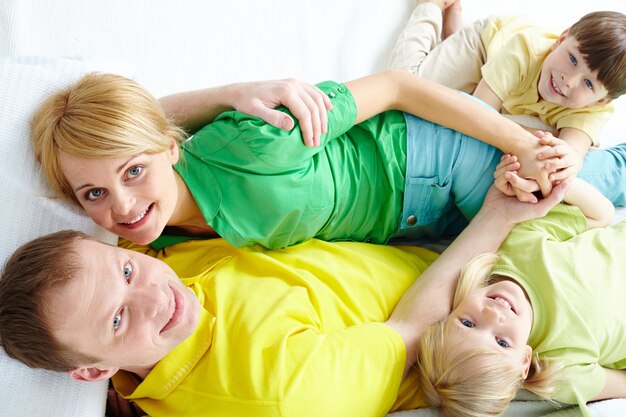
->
xmin=553 ymin=363 xmax=605 ymax=405
xmin=481 ymin=34 xmax=530 ymax=103
xmin=556 ymin=106 xmax=614 ymax=147
xmin=187 ymin=81 xmax=357 ymax=172
xmin=508 ymin=204 xmax=587 ymax=242
xmin=280 ymin=322 xmax=405 ymax=417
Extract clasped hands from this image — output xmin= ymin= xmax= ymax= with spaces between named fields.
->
xmin=495 ymin=131 xmax=583 ymax=203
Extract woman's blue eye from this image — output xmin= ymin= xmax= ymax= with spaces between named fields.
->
xmin=113 ymin=313 xmax=122 ymax=331
xmin=497 ymin=338 xmax=510 ymax=348
xmin=127 ymin=166 xmax=142 ymax=178
xmin=584 ymin=79 xmax=593 ymax=89
xmin=461 ymin=319 xmax=474 ymax=328
xmin=86 ymin=188 xmax=104 ymax=200
xmin=569 ymin=54 xmax=577 ymax=65
xmin=123 ymin=263 xmax=133 ymax=280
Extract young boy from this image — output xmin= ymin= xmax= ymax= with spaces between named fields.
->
xmin=0 ymin=185 xmax=571 ymax=417
xmin=388 ymin=1 xmax=626 ymax=182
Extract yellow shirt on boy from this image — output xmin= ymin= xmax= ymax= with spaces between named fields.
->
xmin=113 ymin=238 xmax=437 ymax=417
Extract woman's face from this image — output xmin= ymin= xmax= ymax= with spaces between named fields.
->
xmin=59 ymin=144 xmax=180 ymax=245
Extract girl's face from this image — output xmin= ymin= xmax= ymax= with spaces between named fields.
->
xmin=446 ymin=279 xmax=534 ymax=377
xmin=59 ymin=143 xmax=180 ymax=245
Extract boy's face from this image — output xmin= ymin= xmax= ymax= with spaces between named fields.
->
xmin=446 ymin=279 xmax=533 ymax=377
xmin=47 ymin=239 xmax=200 ymax=380
xmin=538 ymin=33 xmax=610 ymax=109
xmin=59 ymin=141 xmax=180 ymax=245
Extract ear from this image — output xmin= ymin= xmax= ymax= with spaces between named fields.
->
xmin=592 ymin=97 xmax=613 ymax=106
xmin=68 ymin=366 xmax=119 ymax=382
xmin=168 ymin=137 xmax=180 ymax=165
xmin=520 ymin=345 xmax=533 ymax=380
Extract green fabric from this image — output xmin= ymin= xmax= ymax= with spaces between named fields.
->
xmin=152 ymin=81 xmax=407 ymax=250
xmin=492 ymin=204 xmax=626 ymax=414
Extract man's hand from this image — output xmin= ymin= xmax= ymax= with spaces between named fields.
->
xmin=233 ymin=78 xmax=333 ymax=147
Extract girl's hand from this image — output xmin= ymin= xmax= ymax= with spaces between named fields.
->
xmin=494 ymin=154 xmax=541 ymax=203
xmin=233 ymin=79 xmax=333 ymax=147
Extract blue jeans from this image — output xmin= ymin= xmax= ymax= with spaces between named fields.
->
xmin=395 ymin=111 xmax=626 ymax=240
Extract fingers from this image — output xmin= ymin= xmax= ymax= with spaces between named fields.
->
xmin=281 ymin=79 xmax=332 ymax=147
xmin=534 ymin=179 xmax=572 ymax=214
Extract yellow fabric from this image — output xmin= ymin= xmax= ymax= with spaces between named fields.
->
xmin=114 ymin=238 xmax=437 ymax=417
xmin=480 ymin=16 xmax=613 ymax=146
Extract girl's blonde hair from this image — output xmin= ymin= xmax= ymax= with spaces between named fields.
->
xmin=416 ymin=253 xmax=562 ymax=417
xmin=30 ymin=72 xmax=187 ymax=206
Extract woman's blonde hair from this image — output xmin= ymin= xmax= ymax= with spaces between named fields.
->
xmin=416 ymin=253 xmax=562 ymax=417
xmin=30 ymin=72 xmax=187 ymax=206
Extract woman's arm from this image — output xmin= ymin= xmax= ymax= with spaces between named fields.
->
xmin=159 ymin=78 xmax=332 ymax=147
xmin=344 ymin=70 xmax=550 ymax=181
xmin=384 ymin=183 xmax=571 ymax=376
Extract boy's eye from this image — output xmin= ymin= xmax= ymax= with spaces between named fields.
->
xmin=461 ymin=319 xmax=474 ymax=328
xmin=123 ymin=263 xmax=133 ymax=281
xmin=127 ymin=165 xmax=143 ymax=178
xmin=497 ymin=338 xmax=510 ymax=348
xmin=113 ymin=312 xmax=122 ymax=331
xmin=86 ymin=188 xmax=104 ymax=201
xmin=584 ymin=79 xmax=593 ymax=89
xmin=569 ymin=54 xmax=577 ymax=66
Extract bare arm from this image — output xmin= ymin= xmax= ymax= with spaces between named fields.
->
xmin=385 ymin=183 xmax=571 ymax=376
xmin=344 ymin=71 xmax=549 ymax=180
xmin=473 ymin=78 xmax=503 ymax=112
xmin=159 ymin=79 xmax=332 ymax=147
xmin=592 ymin=368 xmax=626 ymax=401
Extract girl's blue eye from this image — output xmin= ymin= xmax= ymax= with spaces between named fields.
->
xmin=569 ymin=54 xmax=577 ymax=65
xmin=127 ymin=166 xmax=142 ymax=178
xmin=461 ymin=319 xmax=474 ymax=328
xmin=123 ymin=263 xmax=133 ymax=280
xmin=497 ymin=338 xmax=510 ymax=348
xmin=584 ymin=79 xmax=593 ymax=89
xmin=113 ymin=312 xmax=122 ymax=331
xmin=86 ymin=188 xmax=104 ymax=201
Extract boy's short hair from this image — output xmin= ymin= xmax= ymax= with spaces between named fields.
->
xmin=0 ymin=230 xmax=99 ymax=371
xmin=30 ymin=72 xmax=187 ymax=206
xmin=415 ymin=253 xmax=561 ymax=416
xmin=569 ymin=11 xmax=626 ymax=99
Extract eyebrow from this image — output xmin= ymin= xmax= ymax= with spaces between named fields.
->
xmin=73 ymin=156 xmax=137 ymax=192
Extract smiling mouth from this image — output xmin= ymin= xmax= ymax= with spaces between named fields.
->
xmin=489 ymin=294 xmax=517 ymax=315
xmin=119 ymin=203 xmax=154 ymax=227
xmin=550 ymin=75 xmax=565 ymax=97
xmin=160 ymin=285 xmax=183 ymax=334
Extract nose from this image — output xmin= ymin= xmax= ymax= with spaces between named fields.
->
xmin=111 ymin=190 xmax=135 ymax=216
xmin=482 ymin=304 xmax=505 ymax=324
xmin=132 ymin=284 xmax=168 ymax=319
xmin=561 ymin=72 xmax=581 ymax=89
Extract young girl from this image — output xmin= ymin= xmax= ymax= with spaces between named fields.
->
xmin=414 ymin=164 xmax=626 ymax=417
xmin=31 ymin=70 xmax=622 ymax=249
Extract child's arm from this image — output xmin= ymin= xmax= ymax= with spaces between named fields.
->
xmin=495 ymin=155 xmax=615 ymax=228
xmin=385 ymin=183 xmax=571 ymax=376
xmin=345 ymin=70 xmax=551 ymax=181
xmin=159 ymin=79 xmax=332 ymax=147
xmin=543 ymin=127 xmax=591 ymax=179
xmin=473 ymin=78 xmax=503 ymax=112
xmin=592 ymin=369 xmax=626 ymax=401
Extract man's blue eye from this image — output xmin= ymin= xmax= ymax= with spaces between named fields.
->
xmin=569 ymin=54 xmax=577 ymax=65
xmin=584 ymin=79 xmax=593 ymax=89
xmin=123 ymin=263 xmax=133 ymax=280
xmin=128 ymin=166 xmax=142 ymax=178
xmin=461 ymin=319 xmax=474 ymax=328
xmin=497 ymin=338 xmax=510 ymax=348
xmin=113 ymin=313 xmax=122 ymax=331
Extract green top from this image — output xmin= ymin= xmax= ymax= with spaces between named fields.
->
xmin=492 ymin=204 xmax=626 ymax=414
xmin=152 ymin=81 xmax=407 ymax=249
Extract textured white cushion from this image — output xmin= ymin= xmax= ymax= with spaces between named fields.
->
xmin=0 ymin=56 xmax=134 ymax=417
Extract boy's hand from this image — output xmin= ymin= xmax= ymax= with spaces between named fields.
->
xmin=535 ymin=131 xmax=583 ymax=182
xmin=494 ymin=154 xmax=542 ymax=203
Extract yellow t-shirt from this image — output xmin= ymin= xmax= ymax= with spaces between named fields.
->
xmin=480 ymin=16 xmax=613 ymax=146
xmin=113 ymin=238 xmax=437 ymax=417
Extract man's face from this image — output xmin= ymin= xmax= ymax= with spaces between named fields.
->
xmin=47 ymin=239 xmax=200 ymax=379
xmin=538 ymin=33 xmax=610 ymax=108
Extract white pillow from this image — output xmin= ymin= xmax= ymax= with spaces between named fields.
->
xmin=0 ymin=56 xmax=134 ymax=417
